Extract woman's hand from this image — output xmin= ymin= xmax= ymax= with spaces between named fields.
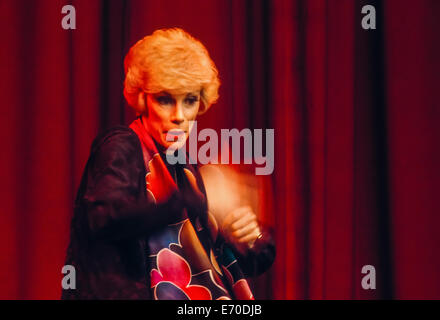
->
xmin=220 ymin=206 xmax=262 ymax=254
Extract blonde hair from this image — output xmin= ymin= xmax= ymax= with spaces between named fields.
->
xmin=123 ymin=28 xmax=220 ymax=114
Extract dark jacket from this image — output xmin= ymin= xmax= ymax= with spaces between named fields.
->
xmin=62 ymin=125 xmax=275 ymax=299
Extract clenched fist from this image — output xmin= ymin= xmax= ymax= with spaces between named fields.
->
xmin=220 ymin=206 xmax=262 ymax=254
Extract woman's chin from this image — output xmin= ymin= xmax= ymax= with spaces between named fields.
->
xmin=162 ymin=140 xmax=186 ymax=153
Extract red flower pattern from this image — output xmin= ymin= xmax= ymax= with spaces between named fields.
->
xmin=150 ymin=248 xmax=212 ymax=300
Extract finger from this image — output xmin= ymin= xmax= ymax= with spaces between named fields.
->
xmin=222 ymin=206 xmax=252 ymax=228
xmin=237 ymin=228 xmax=261 ymax=244
xmin=231 ymin=213 xmax=257 ymax=232
xmin=230 ymin=206 xmax=253 ymax=221
xmin=232 ymin=221 xmax=259 ymax=238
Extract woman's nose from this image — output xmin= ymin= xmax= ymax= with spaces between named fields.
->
xmin=171 ymin=103 xmax=185 ymax=124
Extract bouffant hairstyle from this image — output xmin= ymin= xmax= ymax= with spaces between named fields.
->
xmin=123 ymin=28 xmax=220 ymax=115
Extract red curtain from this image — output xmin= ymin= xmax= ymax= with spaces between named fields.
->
xmin=0 ymin=0 xmax=439 ymax=299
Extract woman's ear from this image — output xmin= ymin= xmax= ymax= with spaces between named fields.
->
xmin=138 ymin=92 xmax=148 ymax=116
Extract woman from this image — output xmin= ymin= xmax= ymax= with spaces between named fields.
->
xmin=62 ymin=28 xmax=275 ymax=300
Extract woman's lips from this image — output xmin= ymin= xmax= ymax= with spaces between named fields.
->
xmin=164 ymin=129 xmax=186 ymax=142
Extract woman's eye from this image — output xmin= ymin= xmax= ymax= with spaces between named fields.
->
xmin=156 ymin=96 xmax=173 ymax=105
xmin=185 ymin=97 xmax=198 ymax=105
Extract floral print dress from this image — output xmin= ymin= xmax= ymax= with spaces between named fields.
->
xmin=130 ymin=118 xmax=254 ymax=300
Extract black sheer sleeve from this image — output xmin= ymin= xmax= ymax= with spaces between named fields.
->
xmin=79 ymin=127 xmax=183 ymax=243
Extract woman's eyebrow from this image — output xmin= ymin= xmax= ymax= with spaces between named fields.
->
xmin=156 ymin=91 xmax=172 ymax=96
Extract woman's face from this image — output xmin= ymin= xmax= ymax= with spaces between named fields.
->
xmin=142 ymin=90 xmax=200 ymax=149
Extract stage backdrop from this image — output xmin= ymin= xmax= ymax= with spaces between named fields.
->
xmin=0 ymin=0 xmax=439 ymax=299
